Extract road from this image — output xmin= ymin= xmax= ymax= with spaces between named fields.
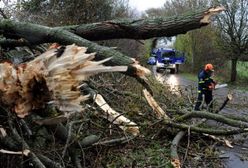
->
xmin=154 ymin=70 xmax=248 ymax=168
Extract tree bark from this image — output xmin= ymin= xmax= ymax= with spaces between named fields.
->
xmin=175 ymin=111 xmax=248 ymax=128
xmin=60 ymin=7 xmax=225 ymax=41
xmin=0 ymin=6 xmax=224 ymax=44
xmin=164 ymin=121 xmax=248 ymax=135
xmin=0 ymin=19 xmax=156 ymax=95
xmin=230 ymin=58 xmax=238 ymax=82
xmin=170 ymin=131 xmax=185 ymax=168
xmin=37 ymin=154 xmax=63 ymax=168
xmin=0 ymin=19 xmax=134 ymax=66
xmin=0 ymin=38 xmax=31 ymax=48
xmin=0 ymin=7 xmax=224 ymax=86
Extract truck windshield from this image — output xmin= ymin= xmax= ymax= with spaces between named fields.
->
xmin=161 ymin=50 xmax=184 ymax=58
xmin=162 ymin=51 xmax=175 ymax=58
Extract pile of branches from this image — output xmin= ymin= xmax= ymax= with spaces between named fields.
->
xmin=1 ymin=6 xmax=248 ymax=168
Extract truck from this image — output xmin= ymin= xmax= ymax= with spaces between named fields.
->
xmin=147 ymin=48 xmax=185 ymax=74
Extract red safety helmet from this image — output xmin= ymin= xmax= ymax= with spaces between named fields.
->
xmin=204 ymin=63 xmax=214 ymax=71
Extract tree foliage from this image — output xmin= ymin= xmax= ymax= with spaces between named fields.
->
xmin=213 ymin=0 xmax=248 ymax=81
xmin=15 ymin=0 xmax=130 ymax=25
xmin=157 ymin=0 xmax=224 ymax=72
xmin=145 ymin=0 xmax=248 ymax=81
xmin=175 ymin=26 xmax=225 ymax=72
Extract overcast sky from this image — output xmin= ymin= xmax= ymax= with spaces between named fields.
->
xmin=129 ymin=0 xmax=166 ymax=11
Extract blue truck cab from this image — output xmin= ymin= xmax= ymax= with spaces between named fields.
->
xmin=147 ymin=48 xmax=185 ymax=74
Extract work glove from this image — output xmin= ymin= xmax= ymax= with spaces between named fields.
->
xmin=208 ymin=82 xmax=216 ymax=90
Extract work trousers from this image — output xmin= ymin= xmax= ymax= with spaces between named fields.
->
xmin=194 ymin=90 xmax=213 ymax=111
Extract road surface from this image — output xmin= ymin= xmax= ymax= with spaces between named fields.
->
xmin=154 ymin=70 xmax=248 ymax=168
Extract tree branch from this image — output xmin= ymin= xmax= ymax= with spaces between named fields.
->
xmin=61 ymin=6 xmax=225 ymax=41
xmin=175 ymin=111 xmax=248 ymax=129
xmin=164 ymin=120 xmax=248 ymax=135
xmin=0 ymin=19 xmax=152 ymax=91
xmin=0 ymin=38 xmax=31 ymax=48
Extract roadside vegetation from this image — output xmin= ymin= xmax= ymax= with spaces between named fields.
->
xmin=180 ymin=61 xmax=248 ymax=90
xmin=236 ymin=62 xmax=248 ymax=82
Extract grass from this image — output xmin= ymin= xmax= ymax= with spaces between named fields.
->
xmin=226 ymin=61 xmax=248 ymax=90
xmin=180 ymin=61 xmax=248 ymax=91
xmin=236 ymin=62 xmax=248 ymax=90
xmin=105 ymin=140 xmax=173 ymax=168
xmin=180 ymin=72 xmax=197 ymax=81
xmin=237 ymin=61 xmax=248 ymax=79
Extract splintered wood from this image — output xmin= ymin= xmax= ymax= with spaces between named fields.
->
xmin=200 ymin=6 xmax=225 ymax=23
xmin=0 ymin=44 xmax=149 ymax=136
xmin=95 ymin=94 xmax=140 ymax=136
xmin=0 ymin=44 xmax=127 ymax=118
xmin=143 ymin=89 xmax=170 ymax=119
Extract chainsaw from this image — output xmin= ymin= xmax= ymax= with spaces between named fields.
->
xmin=215 ymin=83 xmax=228 ymax=89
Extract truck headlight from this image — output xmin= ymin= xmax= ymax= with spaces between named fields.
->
xmin=156 ymin=62 xmax=164 ymax=67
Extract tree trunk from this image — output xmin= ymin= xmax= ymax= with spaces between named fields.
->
xmin=0 ymin=20 xmax=154 ymax=90
xmin=230 ymin=58 xmax=238 ymax=82
xmin=60 ymin=7 xmax=225 ymax=41
xmin=190 ymin=31 xmax=196 ymax=72
xmin=0 ymin=7 xmax=224 ymax=83
xmin=151 ymin=38 xmax=157 ymax=49
xmin=0 ymin=7 xmax=224 ymax=45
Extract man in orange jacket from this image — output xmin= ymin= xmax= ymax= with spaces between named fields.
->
xmin=194 ymin=64 xmax=217 ymax=111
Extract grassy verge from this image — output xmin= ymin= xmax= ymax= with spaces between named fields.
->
xmin=180 ymin=61 xmax=248 ymax=91
xmin=233 ymin=61 xmax=248 ymax=90
xmin=237 ymin=61 xmax=248 ymax=79
xmin=180 ymin=72 xmax=197 ymax=82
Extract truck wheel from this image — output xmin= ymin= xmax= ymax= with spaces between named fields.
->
xmin=175 ymin=64 xmax=179 ymax=73
xmin=170 ymin=68 xmax=175 ymax=74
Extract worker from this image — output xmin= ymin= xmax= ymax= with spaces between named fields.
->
xmin=194 ymin=63 xmax=217 ymax=111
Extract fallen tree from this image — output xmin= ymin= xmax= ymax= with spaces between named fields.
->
xmin=60 ymin=7 xmax=225 ymax=41
xmin=1 ymin=5 xmax=247 ymax=168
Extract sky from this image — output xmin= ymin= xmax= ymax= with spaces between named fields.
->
xmin=128 ymin=0 xmax=175 ymax=48
xmin=128 ymin=0 xmax=166 ymax=11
